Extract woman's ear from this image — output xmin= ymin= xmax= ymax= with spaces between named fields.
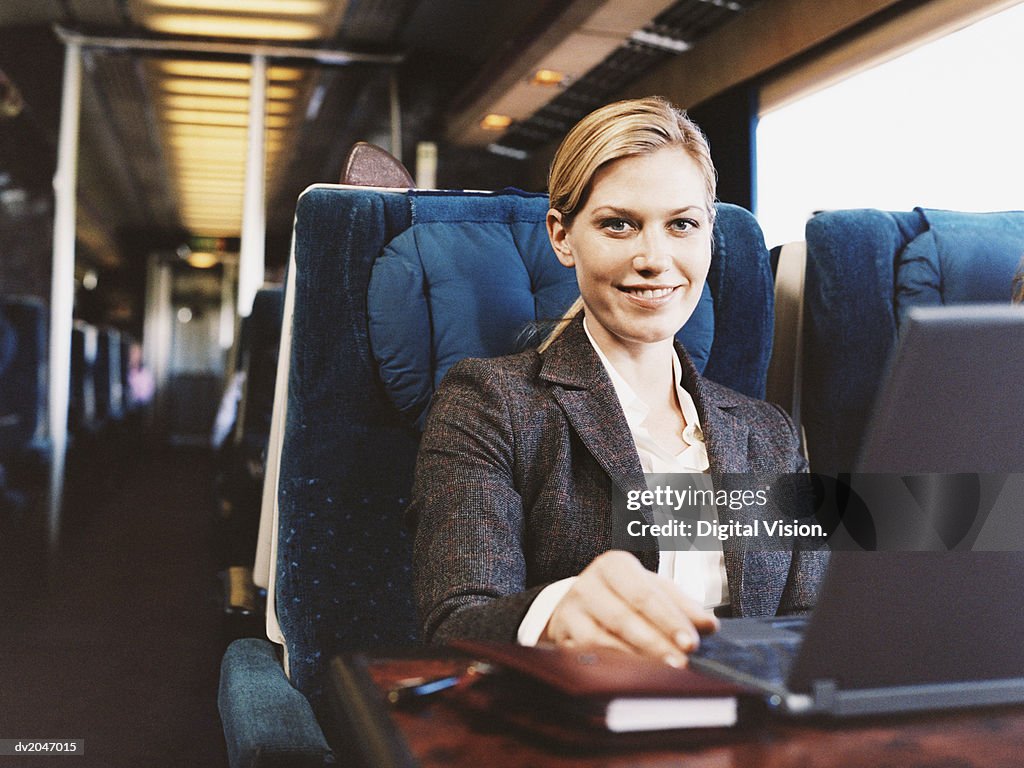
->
xmin=547 ymin=209 xmax=575 ymax=268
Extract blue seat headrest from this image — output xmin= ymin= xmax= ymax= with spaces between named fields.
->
xmin=367 ymin=190 xmax=715 ymax=428
xmin=895 ymin=208 xmax=1024 ymax=329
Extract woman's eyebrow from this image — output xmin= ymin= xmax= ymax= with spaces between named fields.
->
xmin=589 ymin=204 xmax=707 ymax=218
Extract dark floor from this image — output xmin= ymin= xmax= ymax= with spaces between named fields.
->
xmin=0 ymin=445 xmax=231 ymax=768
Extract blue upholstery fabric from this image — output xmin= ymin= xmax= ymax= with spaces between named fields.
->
xmin=244 ymin=288 xmax=285 ymax=443
xmin=279 ymin=188 xmax=417 ymax=716
xmin=895 ymin=209 xmax=1024 ymax=328
xmin=275 ymin=186 xmax=773 ymax=721
xmin=94 ymin=329 xmax=124 ymax=424
xmin=367 ymin=191 xmax=720 ymax=429
xmin=802 ymin=207 xmax=1024 ymax=474
xmin=0 ymin=307 xmax=14 ymax=379
xmin=218 ymin=638 xmax=334 ymax=768
xmin=0 ymin=297 xmax=48 ymax=457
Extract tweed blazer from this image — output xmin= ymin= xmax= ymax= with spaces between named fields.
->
xmin=410 ymin=314 xmax=827 ymax=643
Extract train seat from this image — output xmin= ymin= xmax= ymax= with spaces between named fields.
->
xmin=0 ymin=296 xmax=49 ymax=521
xmin=0 ymin=297 xmax=47 ymax=461
xmin=218 ymin=185 xmax=775 ymax=768
xmin=69 ymin=321 xmax=99 ymax=435
xmin=94 ymin=328 xmax=125 ymax=425
xmin=0 ymin=296 xmax=49 ymax=577
xmin=778 ymin=207 xmax=1024 ymax=474
xmin=214 ymin=286 xmax=284 ymax=619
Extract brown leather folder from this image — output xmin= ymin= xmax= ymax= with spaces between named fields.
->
xmin=449 ymin=640 xmax=761 ymax=748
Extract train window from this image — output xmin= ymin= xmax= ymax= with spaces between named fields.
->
xmin=756 ymin=1 xmax=1024 ymax=246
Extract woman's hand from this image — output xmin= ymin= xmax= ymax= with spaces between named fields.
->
xmin=541 ymin=550 xmax=719 ymax=666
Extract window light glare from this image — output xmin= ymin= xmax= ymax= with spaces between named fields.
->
xmin=480 ymin=113 xmax=513 ymax=131
xmin=144 ymin=13 xmax=322 ymax=40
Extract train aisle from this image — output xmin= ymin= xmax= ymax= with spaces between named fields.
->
xmin=0 ymin=446 xmax=230 ymax=767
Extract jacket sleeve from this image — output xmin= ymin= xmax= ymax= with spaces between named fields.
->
xmin=767 ymin=402 xmax=830 ymax=613
xmin=408 ymin=357 xmax=547 ymax=644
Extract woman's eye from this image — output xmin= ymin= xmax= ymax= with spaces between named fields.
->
xmin=601 ymin=218 xmax=632 ymax=232
xmin=670 ymin=218 xmax=698 ymax=232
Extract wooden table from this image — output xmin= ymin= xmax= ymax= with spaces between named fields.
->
xmin=326 ymin=652 xmax=1024 ymax=768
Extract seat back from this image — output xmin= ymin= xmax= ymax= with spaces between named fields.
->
xmin=237 ymin=287 xmax=283 ymax=448
xmin=94 ymin=328 xmax=124 ymax=425
xmin=268 ymin=185 xmax=775 ymax=714
xmin=0 ymin=296 xmax=48 ymax=459
xmin=801 ymin=207 xmax=1024 ymax=474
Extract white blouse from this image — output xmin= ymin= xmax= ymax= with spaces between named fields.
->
xmin=517 ymin=318 xmax=728 ymax=645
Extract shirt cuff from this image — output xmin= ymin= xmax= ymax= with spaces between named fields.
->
xmin=516 ymin=577 xmax=578 ymax=646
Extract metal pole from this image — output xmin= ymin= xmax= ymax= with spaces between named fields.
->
xmin=389 ymin=70 xmax=402 ymax=164
xmin=238 ymin=54 xmax=267 ymax=318
xmin=47 ymin=40 xmax=82 ymax=552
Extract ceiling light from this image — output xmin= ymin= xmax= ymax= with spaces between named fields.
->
xmin=163 ymin=109 xmax=291 ymax=128
xmin=145 ymin=14 xmax=323 ymax=41
xmin=165 ymin=124 xmax=287 ymax=142
xmin=167 ymin=126 xmax=247 ymax=140
xmin=176 ymin=168 xmax=247 ymax=179
xmin=161 ymin=78 xmax=299 ymax=100
xmin=531 ymin=69 xmax=566 ymax=86
xmin=187 ymin=251 xmax=220 ymax=269
xmin=156 ymin=61 xmax=304 ymax=81
xmin=480 ymin=114 xmax=513 ymax=131
xmin=629 ymin=29 xmax=691 ymax=52
xmin=145 ymin=0 xmax=328 ymax=15
xmin=161 ymin=94 xmax=294 ymax=114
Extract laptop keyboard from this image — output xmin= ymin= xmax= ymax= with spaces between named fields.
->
xmin=693 ymin=618 xmax=807 ymax=685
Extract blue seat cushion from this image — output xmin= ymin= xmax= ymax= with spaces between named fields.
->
xmin=367 ymin=190 xmax=715 ymax=428
xmin=895 ymin=208 xmax=1024 ymax=330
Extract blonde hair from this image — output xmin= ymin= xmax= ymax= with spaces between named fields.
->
xmin=539 ymin=97 xmax=717 ymax=352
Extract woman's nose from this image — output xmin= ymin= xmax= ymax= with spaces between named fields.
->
xmin=632 ymin=232 xmax=673 ymax=274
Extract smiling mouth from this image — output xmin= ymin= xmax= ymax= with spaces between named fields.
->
xmin=619 ymin=286 xmax=679 ymax=299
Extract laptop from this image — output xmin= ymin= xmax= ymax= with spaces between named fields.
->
xmin=690 ymin=304 xmax=1024 ymax=717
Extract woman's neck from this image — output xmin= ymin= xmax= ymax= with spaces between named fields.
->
xmin=591 ymin=330 xmax=679 ymax=414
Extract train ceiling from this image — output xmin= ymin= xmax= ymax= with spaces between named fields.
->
xmin=0 ymin=0 xmax=762 ymax=271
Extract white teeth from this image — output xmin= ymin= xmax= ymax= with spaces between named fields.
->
xmin=628 ymin=287 xmax=673 ymax=298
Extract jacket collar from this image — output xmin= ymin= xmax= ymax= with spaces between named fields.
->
xmin=540 ymin=314 xmax=646 ymax=500
xmin=540 ymin=314 xmax=750 ymax=476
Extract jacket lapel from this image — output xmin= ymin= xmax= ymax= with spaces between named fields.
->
xmin=540 ymin=316 xmax=792 ymax=614
xmin=677 ymin=347 xmax=791 ymax=617
xmin=540 ymin=317 xmax=657 ymax=571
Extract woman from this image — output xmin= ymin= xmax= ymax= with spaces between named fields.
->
xmin=410 ymin=97 xmax=826 ymax=666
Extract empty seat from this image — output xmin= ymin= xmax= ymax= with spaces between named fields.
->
xmin=0 ymin=296 xmax=50 ymax=572
xmin=800 ymin=208 xmax=1024 ymax=473
xmin=69 ymin=321 xmax=99 ymax=435
xmin=94 ymin=328 xmax=125 ymax=425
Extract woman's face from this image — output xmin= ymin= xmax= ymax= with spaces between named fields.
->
xmin=547 ymin=146 xmax=712 ymax=356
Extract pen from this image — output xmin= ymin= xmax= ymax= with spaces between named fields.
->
xmin=386 ymin=674 xmax=463 ymax=706
xmin=385 ymin=661 xmax=493 ymax=708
